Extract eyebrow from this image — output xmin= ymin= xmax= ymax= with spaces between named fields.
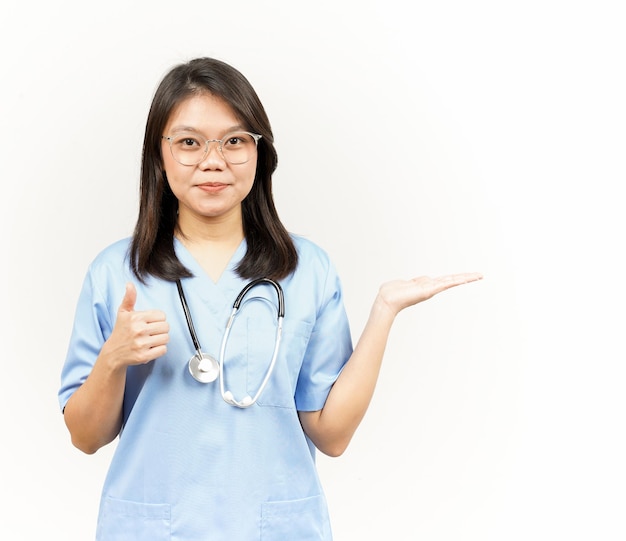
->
xmin=168 ymin=124 xmax=247 ymax=135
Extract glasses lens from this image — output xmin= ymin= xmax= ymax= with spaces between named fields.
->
xmin=168 ymin=131 xmax=260 ymax=165
xmin=169 ymin=132 xmax=206 ymax=166
xmin=221 ymin=132 xmax=259 ymax=165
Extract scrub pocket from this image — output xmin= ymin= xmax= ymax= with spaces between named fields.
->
xmin=261 ymin=494 xmax=331 ymax=541
xmin=97 ymin=496 xmax=171 ymax=541
xmin=250 ymin=318 xmax=313 ymax=408
xmin=221 ymin=289 xmax=313 ymax=408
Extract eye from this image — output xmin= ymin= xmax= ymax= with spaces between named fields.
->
xmin=172 ymin=133 xmax=202 ymax=150
xmin=225 ymin=132 xmax=256 ymax=148
xmin=225 ymin=135 xmax=244 ymax=146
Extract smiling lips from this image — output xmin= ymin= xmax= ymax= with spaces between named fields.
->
xmin=197 ymin=182 xmax=229 ymax=193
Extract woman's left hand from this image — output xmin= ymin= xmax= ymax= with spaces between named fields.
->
xmin=377 ymin=272 xmax=483 ymax=316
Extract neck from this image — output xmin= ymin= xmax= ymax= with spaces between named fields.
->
xmin=176 ymin=207 xmax=244 ymax=246
xmin=175 ymin=207 xmax=245 ymax=283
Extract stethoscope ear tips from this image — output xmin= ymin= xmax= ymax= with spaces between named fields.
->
xmin=223 ymin=391 xmax=254 ymax=408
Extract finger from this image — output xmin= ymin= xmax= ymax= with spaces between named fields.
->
xmin=143 ymin=330 xmax=170 ymax=348
xmin=439 ymin=272 xmax=482 ymax=284
xmin=129 ymin=342 xmax=168 ymax=365
xmin=457 ymin=272 xmax=483 ymax=282
xmin=145 ymin=320 xmax=170 ymax=337
xmin=143 ymin=344 xmax=168 ymax=363
xmin=434 ymin=272 xmax=483 ymax=292
xmin=126 ymin=322 xmax=169 ymax=364
xmin=142 ymin=309 xmax=168 ymax=324
xmin=119 ymin=282 xmax=137 ymax=313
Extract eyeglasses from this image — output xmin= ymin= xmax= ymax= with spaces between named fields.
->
xmin=162 ymin=130 xmax=262 ymax=166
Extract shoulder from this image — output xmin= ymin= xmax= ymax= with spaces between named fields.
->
xmin=89 ymin=237 xmax=132 ymax=269
xmin=289 ymin=233 xmax=341 ymax=285
xmin=85 ymin=238 xmax=134 ymax=289
xmin=290 ymin=234 xmax=331 ymax=265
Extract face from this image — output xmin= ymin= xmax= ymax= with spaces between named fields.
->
xmin=161 ymin=93 xmax=257 ymax=227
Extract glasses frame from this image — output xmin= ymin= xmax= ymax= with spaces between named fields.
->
xmin=162 ymin=131 xmax=263 ymax=166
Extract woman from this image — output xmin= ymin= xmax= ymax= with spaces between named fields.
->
xmin=59 ymin=57 xmax=482 ymax=540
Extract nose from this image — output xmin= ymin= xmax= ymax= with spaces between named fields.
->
xmin=198 ymin=139 xmax=225 ymax=168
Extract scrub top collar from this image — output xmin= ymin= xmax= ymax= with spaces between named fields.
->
xmin=173 ymin=237 xmax=248 ymax=305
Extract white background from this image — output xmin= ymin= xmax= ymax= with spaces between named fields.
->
xmin=1 ymin=1 xmax=625 ymax=539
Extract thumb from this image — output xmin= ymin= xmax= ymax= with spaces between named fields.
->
xmin=118 ymin=282 xmax=137 ymax=313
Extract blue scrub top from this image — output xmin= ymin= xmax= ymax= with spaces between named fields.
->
xmin=58 ymin=235 xmax=353 ymax=541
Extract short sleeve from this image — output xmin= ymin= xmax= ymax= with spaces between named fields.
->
xmin=294 ymin=262 xmax=353 ymax=411
xmin=58 ymin=267 xmax=114 ymax=412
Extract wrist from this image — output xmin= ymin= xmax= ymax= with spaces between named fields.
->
xmin=371 ymin=292 xmax=399 ymax=322
xmin=98 ymin=342 xmax=130 ymax=374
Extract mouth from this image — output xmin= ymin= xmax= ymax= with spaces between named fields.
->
xmin=196 ymin=182 xmax=229 ymax=193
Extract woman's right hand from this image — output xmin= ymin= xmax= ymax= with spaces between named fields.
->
xmin=63 ymin=282 xmax=169 ymax=453
xmin=101 ymin=282 xmax=170 ymax=369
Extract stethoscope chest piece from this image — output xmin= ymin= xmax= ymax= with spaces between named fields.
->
xmin=188 ymin=352 xmax=219 ymax=383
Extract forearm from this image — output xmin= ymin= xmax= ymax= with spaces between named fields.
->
xmin=300 ymin=271 xmax=483 ymax=456
xmin=63 ymin=351 xmax=127 ymax=455
xmin=301 ymin=296 xmax=396 ymax=456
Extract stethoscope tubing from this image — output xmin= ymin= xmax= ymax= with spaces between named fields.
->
xmin=176 ymin=279 xmax=203 ymax=359
xmin=219 ymin=306 xmax=283 ymax=407
xmin=176 ymin=277 xmax=285 ymax=408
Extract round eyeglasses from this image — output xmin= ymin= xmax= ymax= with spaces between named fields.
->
xmin=162 ymin=130 xmax=262 ymax=166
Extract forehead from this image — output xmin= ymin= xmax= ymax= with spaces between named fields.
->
xmin=165 ymin=93 xmax=242 ymax=134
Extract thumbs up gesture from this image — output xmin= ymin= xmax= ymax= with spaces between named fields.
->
xmin=102 ymin=282 xmax=170 ymax=367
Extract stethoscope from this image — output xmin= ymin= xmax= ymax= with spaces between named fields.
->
xmin=176 ymin=278 xmax=285 ymax=408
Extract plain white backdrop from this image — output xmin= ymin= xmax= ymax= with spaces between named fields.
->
xmin=2 ymin=1 xmax=624 ymax=539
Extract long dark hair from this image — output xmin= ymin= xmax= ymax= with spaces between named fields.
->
xmin=129 ymin=57 xmax=298 ymax=283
